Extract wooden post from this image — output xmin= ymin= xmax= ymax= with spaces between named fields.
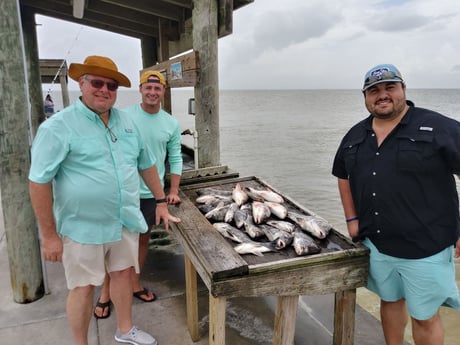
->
xmin=184 ymin=255 xmax=199 ymax=341
xmin=209 ymin=294 xmax=226 ymax=345
xmin=21 ymin=6 xmax=45 ymax=133
xmin=273 ymin=295 xmax=299 ymax=345
xmin=141 ymin=36 xmax=157 ymax=69
xmin=333 ymin=289 xmax=357 ymax=345
xmin=158 ymin=18 xmax=172 ymax=114
xmin=0 ymin=0 xmax=45 ymax=303
xmin=193 ymin=0 xmax=220 ymax=168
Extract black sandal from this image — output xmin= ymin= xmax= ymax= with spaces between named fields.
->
xmin=93 ymin=298 xmax=111 ymax=319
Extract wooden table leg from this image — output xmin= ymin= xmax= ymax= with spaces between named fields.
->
xmin=273 ymin=295 xmax=299 ymax=345
xmin=209 ymin=294 xmax=226 ymax=345
xmin=184 ymin=255 xmax=199 ymax=341
xmin=333 ymin=289 xmax=357 ymax=345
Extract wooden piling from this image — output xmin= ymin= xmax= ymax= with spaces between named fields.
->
xmin=0 ymin=0 xmax=45 ymax=303
xmin=193 ymin=0 xmax=220 ymax=168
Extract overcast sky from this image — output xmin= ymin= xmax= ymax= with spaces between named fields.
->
xmin=36 ymin=0 xmax=460 ymax=90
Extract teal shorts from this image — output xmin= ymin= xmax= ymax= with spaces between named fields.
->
xmin=363 ymin=238 xmax=460 ymax=320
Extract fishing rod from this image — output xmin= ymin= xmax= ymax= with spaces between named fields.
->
xmin=45 ymin=25 xmax=84 ymax=96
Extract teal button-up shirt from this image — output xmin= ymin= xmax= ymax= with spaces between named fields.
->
xmin=124 ymin=104 xmax=183 ymax=198
xmin=29 ymin=98 xmax=156 ymax=244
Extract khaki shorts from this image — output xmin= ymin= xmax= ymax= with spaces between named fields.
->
xmin=62 ymin=229 xmax=140 ymax=290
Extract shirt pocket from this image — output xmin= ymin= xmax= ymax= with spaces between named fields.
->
xmin=117 ymin=133 xmax=141 ymax=166
xmin=397 ymin=132 xmax=435 ymax=172
xmin=342 ymin=138 xmax=364 ymax=175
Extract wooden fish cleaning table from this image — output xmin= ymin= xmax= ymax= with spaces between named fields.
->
xmin=169 ymin=176 xmax=369 ymax=345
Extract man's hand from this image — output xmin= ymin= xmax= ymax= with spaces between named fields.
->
xmin=167 ymin=192 xmax=181 ymax=205
xmin=155 ymin=203 xmax=181 ymax=230
xmin=346 ymin=220 xmax=359 ymax=239
xmin=41 ymin=233 xmax=63 ymax=262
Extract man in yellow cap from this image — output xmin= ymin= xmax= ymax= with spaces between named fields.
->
xmin=29 ymin=55 xmax=180 ymax=345
xmin=94 ymin=69 xmax=183 ymax=316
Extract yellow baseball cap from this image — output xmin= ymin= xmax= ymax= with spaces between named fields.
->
xmin=139 ymin=70 xmax=166 ymax=86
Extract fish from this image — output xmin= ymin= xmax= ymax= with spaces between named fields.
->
xmin=205 ymin=204 xmax=231 ymax=222
xmin=266 ymin=220 xmax=296 ymax=233
xmin=292 ymin=228 xmax=321 ymax=256
xmin=233 ymin=204 xmax=252 ymax=228
xmin=243 ymin=187 xmax=265 ymax=202
xmin=252 ymin=201 xmax=271 ymax=224
xmin=196 ymin=187 xmax=233 ymax=197
xmin=233 ymin=241 xmax=278 ymax=257
xmin=259 ymin=224 xmax=294 ymax=249
xmin=213 ymin=222 xmax=251 ymax=243
xmin=243 ymin=216 xmax=266 ymax=239
xmin=197 ymin=199 xmax=227 ymax=214
xmin=245 ymin=186 xmax=284 ymax=203
xmin=232 ymin=183 xmax=249 ymax=206
xmin=224 ymin=202 xmax=240 ymax=223
xmin=287 ymin=211 xmax=332 ymax=239
xmin=213 ymin=223 xmax=278 ymax=257
xmin=196 ymin=194 xmax=232 ymax=204
xmin=264 ymin=201 xmax=287 ymax=219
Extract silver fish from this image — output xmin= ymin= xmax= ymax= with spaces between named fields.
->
xmin=232 ymin=183 xmax=249 ymax=206
xmin=243 ymin=216 xmax=266 ymax=239
xmin=292 ymin=228 xmax=321 ymax=256
xmin=205 ymin=204 xmax=231 ymax=222
xmin=196 ymin=194 xmax=232 ymax=204
xmin=266 ymin=220 xmax=296 ymax=233
xmin=224 ymin=202 xmax=239 ymax=223
xmin=213 ymin=223 xmax=278 ymax=257
xmin=264 ymin=201 xmax=287 ymax=219
xmin=287 ymin=211 xmax=332 ymax=239
xmin=252 ymin=201 xmax=271 ymax=224
xmin=233 ymin=204 xmax=252 ymax=228
xmin=243 ymin=187 xmax=265 ymax=202
xmin=259 ymin=224 xmax=294 ymax=249
xmin=213 ymin=222 xmax=250 ymax=243
xmin=245 ymin=186 xmax=284 ymax=203
xmin=233 ymin=241 xmax=278 ymax=257
xmin=196 ymin=187 xmax=233 ymax=197
xmin=197 ymin=199 xmax=230 ymax=214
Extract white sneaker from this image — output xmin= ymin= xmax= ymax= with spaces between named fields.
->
xmin=114 ymin=326 xmax=158 ymax=345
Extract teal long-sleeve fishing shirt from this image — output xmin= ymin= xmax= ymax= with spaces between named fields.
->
xmin=29 ymin=98 xmax=156 ymax=244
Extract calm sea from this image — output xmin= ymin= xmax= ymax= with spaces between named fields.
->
xmin=49 ymin=88 xmax=460 ymax=344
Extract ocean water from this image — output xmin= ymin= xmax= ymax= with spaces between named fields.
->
xmin=48 ymin=88 xmax=460 ymax=343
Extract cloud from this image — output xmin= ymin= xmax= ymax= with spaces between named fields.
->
xmin=253 ymin=4 xmax=342 ymax=51
xmin=364 ymin=12 xmax=430 ymax=32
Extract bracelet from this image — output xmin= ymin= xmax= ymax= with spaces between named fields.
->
xmin=346 ymin=216 xmax=359 ymax=223
xmin=156 ymin=198 xmax=167 ymax=204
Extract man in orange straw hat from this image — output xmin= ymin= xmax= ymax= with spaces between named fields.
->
xmin=29 ymin=55 xmax=180 ymax=345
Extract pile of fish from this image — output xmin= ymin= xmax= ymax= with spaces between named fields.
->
xmin=195 ymin=183 xmax=332 ymax=257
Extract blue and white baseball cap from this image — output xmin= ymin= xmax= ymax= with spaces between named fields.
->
xmin=362 ymin=64 xmax=404 ymax=92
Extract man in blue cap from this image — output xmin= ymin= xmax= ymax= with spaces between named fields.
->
xmin=332 ymin=64 xmax=460 ymax=345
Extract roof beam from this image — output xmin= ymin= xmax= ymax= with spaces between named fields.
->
xmin=23 ymin=2 xmax=158 ymax=39
xmin=100 ymin=0 xmax=188 ymax=22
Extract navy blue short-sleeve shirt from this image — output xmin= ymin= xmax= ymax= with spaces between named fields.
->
xmin=332 ymin=103 xmax=460 ymax=258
